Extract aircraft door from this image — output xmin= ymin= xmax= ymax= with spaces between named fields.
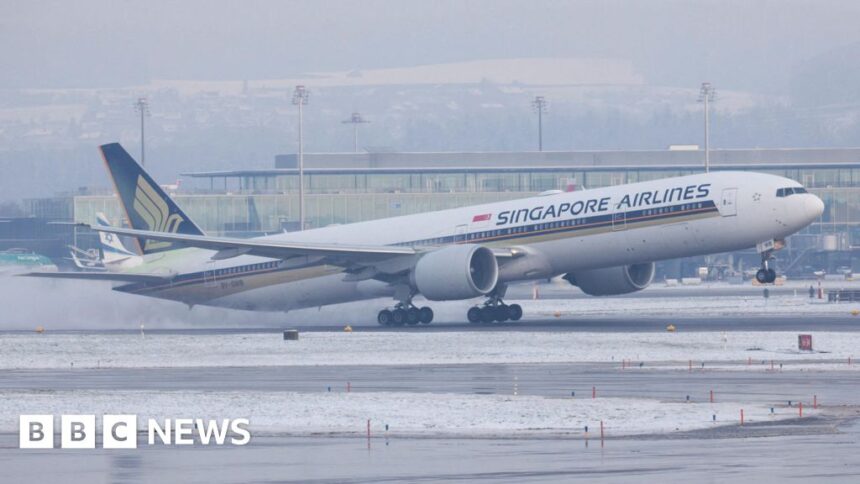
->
xmin=720 ymin=188 xmax=738 ymax=217
xmin=612 ymin=206 xmax=627 ymax=231
xmin=204 ymin=261 xmax=218 ymax=288
xmin=454 ymin=224 xmax=468 ymax=244
xmin=612 ymin=212 xmax=626 ymax=231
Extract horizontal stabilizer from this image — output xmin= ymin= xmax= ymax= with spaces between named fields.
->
xmin=19 ymin=271 xmax=169 ymax=284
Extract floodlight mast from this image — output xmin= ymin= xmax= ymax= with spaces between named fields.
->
xmin=292 ymin=86 xmax=309 ymax=230
xmin=133 ymin=97 xmax=150 ymax=166
xmin=698 ymin=82 xmax=716 ymax=173
xmin=532 ymin=96 xmax=548 ymax=152
xmin=342 ymin=112 xmax=370 ymax=152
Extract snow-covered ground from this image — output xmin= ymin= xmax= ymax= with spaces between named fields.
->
xmin=0 ymin=390 xmax=806 ymax=437
xmin=0 ymin=325 xmax=841 ymax=439
xmin=1 ymin=284 xmax=853 ymax=439
xmin=0 ymin=331 xmax=856 ymax=370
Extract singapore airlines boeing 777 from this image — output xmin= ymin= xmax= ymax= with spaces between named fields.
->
xmin=27 ymin=143 xmax=824 ymax=325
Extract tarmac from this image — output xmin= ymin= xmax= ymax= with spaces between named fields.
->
xmin=3 ymin=420 xmax=859 ymax=483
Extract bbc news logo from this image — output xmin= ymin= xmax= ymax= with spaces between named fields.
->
xmin=20 ymin=415 xmax=251 ymax=449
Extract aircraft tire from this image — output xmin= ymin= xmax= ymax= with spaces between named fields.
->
xmin=406 ymin=307 xmax=421 ymax=325
xmin=480 ymin=307 xmax=495 ymax=323
xmin=392 ymin=309 xmax=407 ymax=326
xmin=755 ymin=269 xmax=769 ymax=284
xmin=467 ymin=307 xmax=482 ymax=323
xmin=418 ymin=307 xmax=434 ymax=324
xmin=377 ymin=310 xmax=393 ymax=326
xmin=493 ymin=306 xmax=509 ymax=322
xmin=766 ymin=268 xmax=777 ymax=283
xmin=508 ymin=304 xmax=523 ymax=321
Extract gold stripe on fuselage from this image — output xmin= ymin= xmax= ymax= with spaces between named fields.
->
xmin=130 ymin=264 xmax=343 ymax=304
xmin=130 ymin=204 xmax=720 ymax=304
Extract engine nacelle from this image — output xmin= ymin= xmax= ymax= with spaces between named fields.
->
xmin=563 ymin=262 xmax=655 ymax=296
xmin=412 ymin=244 xmax=499 ymax=301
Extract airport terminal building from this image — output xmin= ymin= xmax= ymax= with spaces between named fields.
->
xmin=38 ymin=147 xmax=860 ymax=277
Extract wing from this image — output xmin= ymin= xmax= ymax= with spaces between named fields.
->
xmin=91 ymin=226 xmax=522 ymax=268
xmin=20 ymin=272 xmax=169 ymax=284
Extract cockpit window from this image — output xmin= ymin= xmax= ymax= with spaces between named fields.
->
xmin=776 ymin=187 xmax=808 ymax=197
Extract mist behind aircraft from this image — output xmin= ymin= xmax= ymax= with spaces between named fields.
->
xmin=2 ymin=0 xmax=859 ymax=92
xmin=2 ymin=0 xmax=860 ymax=202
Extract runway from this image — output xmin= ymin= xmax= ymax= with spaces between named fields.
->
xmin=297 ymin=313 xmax=860 ymax=332
xmin=4 ymin=312 xmax=859 ymax=334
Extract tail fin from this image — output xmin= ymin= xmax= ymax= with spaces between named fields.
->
xmin=99 ymin=143 xmax=204 ymax=254
xmin=96 ymin=212 xmax=138 ymax=261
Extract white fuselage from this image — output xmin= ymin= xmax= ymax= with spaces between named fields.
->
xmin=115 ymin=171 xmax=823 ymax=312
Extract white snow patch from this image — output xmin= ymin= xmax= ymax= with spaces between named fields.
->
xmin=0 ymin=390 xmax=802 ymax=437
xmin=520 ymin=295 xmax=860 ymax=318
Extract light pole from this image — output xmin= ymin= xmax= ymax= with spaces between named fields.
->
xmin=698 ymin=82 xmax=716 ymax=173
xmin=133 ymin=97 xmax=150 ymax=166
xmin=342 ymin=112 xmax=370 ymax=152
xmin=532 ymin=96 xmax=548 ymax=151
xmin=292 ymin=85 xmax=309 ymax=230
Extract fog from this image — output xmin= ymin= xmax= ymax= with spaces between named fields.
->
xmin=0 ymin=269 xmax=493 ymax=330
xmin=3 ymin=0 xmax=859 ymax=92
xmin=3 ymin=1 xmax=860 ymax=201
xmin=0 ymin=270 xmax=397 ymax=330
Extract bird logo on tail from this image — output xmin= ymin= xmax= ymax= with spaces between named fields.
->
xmin=133 ymin=175 xmax=185 ymax=251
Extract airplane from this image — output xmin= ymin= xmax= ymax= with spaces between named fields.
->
xmin=68 ymin=213 xmax=143 ymax=271
xmin=25 ymin=143 xmax=824 ymax=325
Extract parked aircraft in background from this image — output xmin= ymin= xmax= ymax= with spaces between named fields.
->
xmin=69 ymin=213 xmax=143 ymax=272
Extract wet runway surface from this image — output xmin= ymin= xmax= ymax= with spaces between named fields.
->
xmin=3 ymin=419 xmax=859 ymax=483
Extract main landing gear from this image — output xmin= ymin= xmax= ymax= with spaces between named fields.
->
xmin=377 ymin=303 xmax=434 ymax=326
xmin=755 ymin=250 xmax=778 ymax=284
xmin=467 ymin=293 xmax=523 ymax=324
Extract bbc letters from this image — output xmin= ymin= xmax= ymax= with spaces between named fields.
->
xmin=20 ymin=415 xmax=251 ymax=448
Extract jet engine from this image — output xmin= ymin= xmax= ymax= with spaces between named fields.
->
xmin=411 ymin=244 xmax=499 ymax=300
xmin=563 ymin=262 xmax=655 ymax=296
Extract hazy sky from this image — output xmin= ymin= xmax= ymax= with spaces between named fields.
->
xmin=2 ymin=0 xmax=860 ymax=93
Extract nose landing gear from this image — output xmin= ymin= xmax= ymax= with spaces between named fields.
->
xmin=755 ymin=250 xmax=778 ymax=284
xmin=755 ymin=267 xmax=776 ymax=284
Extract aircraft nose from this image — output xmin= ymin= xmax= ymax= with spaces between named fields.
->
xmin=806 ymin=194 xmax=824 ymax=220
